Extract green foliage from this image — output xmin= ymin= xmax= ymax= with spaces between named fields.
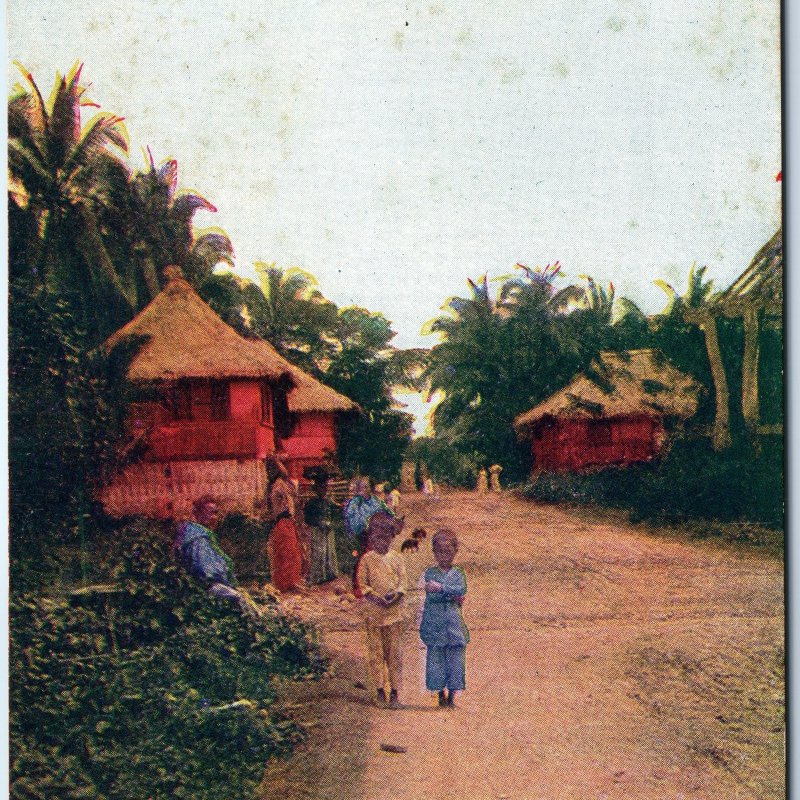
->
xmin=522 ymin=436 xmax=783 ymax=530
xmin=10 ymin=521 xmax=326 ymax=800
xmin=325 ymin=307 xmax=414 ymax=481
xmin=421 ymin=266 xmax=644 ymax=484
xmin=405 ymin=437 xmax=477 ymax=487
xmin=217 ymin=513 xmax=270 ymax=580
xmin=8 ymin=278 xmax=136 ymax=580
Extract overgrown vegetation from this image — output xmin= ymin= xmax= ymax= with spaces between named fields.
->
xmin=10 ymin=521 xmax=326 ymax=800
xmin=8 ymin=65 xmax=408 ymax=797
xmin=522 ymin=435 xmax=783 ymax=534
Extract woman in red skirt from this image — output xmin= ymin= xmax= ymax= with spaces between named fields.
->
xmin=265 ymin=457 xmax=304 ymax=592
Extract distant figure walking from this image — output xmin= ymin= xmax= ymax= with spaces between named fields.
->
xmin=489 ymin=464 xmax=503 ymax=493
xmin=476 ymin=468 xmax=488 ymax=493
xmin=265 ymin=457 xmax=304 ymax=592
xmin=385 ymin=484 xmax=401 ymax=515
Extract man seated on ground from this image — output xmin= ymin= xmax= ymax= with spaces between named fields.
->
xmin=174 ymin=496 xmax=252 ymax=607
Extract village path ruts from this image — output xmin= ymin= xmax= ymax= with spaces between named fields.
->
xmin=258 ymin=492 xmax=783 ymax=800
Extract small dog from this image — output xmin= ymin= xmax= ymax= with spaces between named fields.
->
xmin=400 ymin=527 xmax=428 ymax=553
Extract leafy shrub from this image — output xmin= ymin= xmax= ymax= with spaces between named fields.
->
xmin=522 ymin=436 xmax=783 ymax=532
xmin=217 ymin=513 xmax=270 ymax=580
xmin=10 ymin=521 xmax=326 ymax=800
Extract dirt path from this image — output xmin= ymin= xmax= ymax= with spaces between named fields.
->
xmin=258 ymin=492 xmax=784 ymax=800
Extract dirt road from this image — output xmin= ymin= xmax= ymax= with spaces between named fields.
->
xmin=258 ymin=492 xmax=784 ymax=800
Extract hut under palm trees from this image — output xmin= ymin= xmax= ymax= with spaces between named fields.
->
xmin=514 ymin=349 xmax=702 ymax=472
xmin=98 ymin=266 xmax=356 ymax=518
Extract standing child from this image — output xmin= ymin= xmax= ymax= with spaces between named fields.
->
xmin=355 ymin=512 xmax=407 ymax=707
xmin=420 ymin=529 xmax=469 ymax=707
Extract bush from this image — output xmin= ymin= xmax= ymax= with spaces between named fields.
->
xmin=10 ymin=521 xmax=326 ymax=800
xmin=522 ymin=436 xmax=783 ymax=532
xmin=217 ymin=513 xmax=270 ymax=580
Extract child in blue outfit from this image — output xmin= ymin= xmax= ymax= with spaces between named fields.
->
xmin=419 ymin=528 xmax=469 ymax=707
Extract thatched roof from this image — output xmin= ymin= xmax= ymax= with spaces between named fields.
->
xmin=105 ymin=268 xmax=294 ymax=383
xmin=248 ymin=340 xmax=357 ymax=413
xmin=514 ymin=349 xmax=702 ymax=432
xmin=713 ymin=228 xmax=782 ymax=316
xmin=106 ymin=267 xmax=357 ymax=413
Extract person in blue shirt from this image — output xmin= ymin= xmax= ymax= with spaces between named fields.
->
xmin=344 ymin=478 xmax=398 ymax=596
xmin=174 ymin=495 xmax=241 ymax=601
xmin=343 ymin=478 xmax=391 ymax=552
xmin=419 ymin=528 xmax=469 ymax=707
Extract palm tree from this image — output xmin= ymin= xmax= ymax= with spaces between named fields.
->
xmin=124 ymin=149 xmax=235 ymax=302
xmin=655 ymin=264 xmax=730 ymax=449
xmin=8 ymin=62 xmax=133 ymax=336
xmin=245 ymin=263 xmax=338 ymax=371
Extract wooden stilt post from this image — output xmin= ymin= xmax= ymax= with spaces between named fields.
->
xmin=741 ymin=308 xmax=761 ymax=430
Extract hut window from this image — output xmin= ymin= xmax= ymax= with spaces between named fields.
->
xmin=210 ymin=382 xmax=230 ymax=421
xmin=591 ymin=420 xmax=613 ymax=445
xmin=168 ymin=384 xmax=192 ymax=421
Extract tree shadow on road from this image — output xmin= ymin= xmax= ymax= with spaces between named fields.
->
xmin=256 ymin=646 xmax=374 ymax=800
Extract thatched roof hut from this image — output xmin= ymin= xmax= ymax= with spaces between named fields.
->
xmin=712 ymin=228 xmax=782 ymax=318
xmin=105 ymin=267 xmax=293 ymax=383
xmin=515 ymin=350 xmax=702 ymax=431
xmin=98 ymin=267 xmax=357 ymax=517
xmin=515 ymin=350 xmax=702 ymax=472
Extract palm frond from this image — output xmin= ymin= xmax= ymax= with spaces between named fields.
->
xmin=49 ymin=64 xmax=84 ymax=170
xmin=172 ymin=192 xmax=217 ymax=220
xmin=191 ymin=230 xmax=235 ymax=265
xmin=62 ymin=113 xmax=129 ymax=182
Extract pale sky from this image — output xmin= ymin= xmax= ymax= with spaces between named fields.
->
xmin=7 ymin=1 xmax=782 ymax=431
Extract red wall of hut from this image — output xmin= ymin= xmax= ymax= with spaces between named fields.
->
xmin=279 ymin=412 xmax=338 ymax=481
xmin=530 ymin=415 xmax=664 ymax=471
xmin=129 ymin=380 xmax=277 ymax=462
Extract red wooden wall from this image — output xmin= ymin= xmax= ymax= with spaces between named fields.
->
xmin=531 ymin=415 xmax=663 ymax=471
xmin=279 ymin=412 xmax=337 ymax=481
xmin=126 ymin=380 xmax=277 ymax=462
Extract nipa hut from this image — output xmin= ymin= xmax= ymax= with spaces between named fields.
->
xmin=98 ymin=267 xmax=356 ymax=519
xmin=514 ymin=349 xmax=702 ymax=472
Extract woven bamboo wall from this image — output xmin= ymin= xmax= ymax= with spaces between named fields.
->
xmin=99 ymin=459 xmax=268 ymax=520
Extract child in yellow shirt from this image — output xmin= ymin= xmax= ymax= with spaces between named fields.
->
xmin=355 ymin=512 xmax=407 ymax=707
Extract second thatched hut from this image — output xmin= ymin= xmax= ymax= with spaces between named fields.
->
xmin=514 ymin=349 xmax=702 ymax=473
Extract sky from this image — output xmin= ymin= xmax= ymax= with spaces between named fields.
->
xmin=7 ymin=0 xmax=783 ymax=431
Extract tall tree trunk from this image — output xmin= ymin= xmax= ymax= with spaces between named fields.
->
xmin=700 ymin=313 xmax=731 ymax=450
xmin=741 ymin=308 xmax=761 ymax=429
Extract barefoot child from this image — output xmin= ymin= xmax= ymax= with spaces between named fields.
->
xmin=355 ymin=513 xmax=407 ymax=706
xmin=420 ymin=529 xmax=469 ymax=707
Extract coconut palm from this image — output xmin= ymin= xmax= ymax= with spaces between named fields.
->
xmin=123 ymin=149 xmax=235 ymax=302
xmin=8 ymin=62 xmax=133 ymax=336
xmin=242 ymin=263 xmax=338 ymax=371
xmin=655 ymin=264 xmax=731 ymax=449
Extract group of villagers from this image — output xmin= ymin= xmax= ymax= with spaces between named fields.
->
xmin=173 ymin=459 xmax=470 ymax=709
